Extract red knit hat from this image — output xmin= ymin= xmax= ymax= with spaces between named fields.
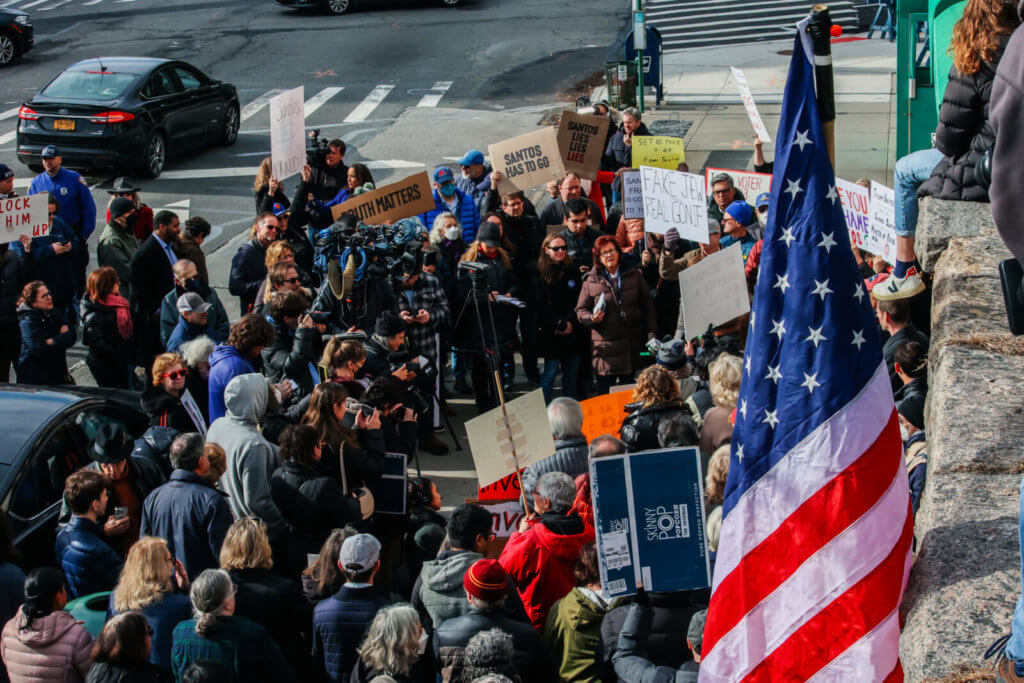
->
xmin=463 ymin=559 xmax=507 ymax=603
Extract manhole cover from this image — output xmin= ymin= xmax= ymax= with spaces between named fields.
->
xmin=648 ymin=119 xmax=694 ymax=139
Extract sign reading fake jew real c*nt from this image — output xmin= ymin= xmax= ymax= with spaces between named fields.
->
xmin=638 ymin=165 xmax=709 ymax=242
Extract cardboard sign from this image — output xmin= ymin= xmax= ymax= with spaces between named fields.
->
xmin=488 ymin=128 xmax=565 ymax=194
xmin=639 ymin=166 xmax=709 ymax=241
xmin=465 ymin=389 xmax=555 ymax=487
xmin=622 ymin=170 xmax=644 ymax=219
xmin=180 ymin=389 xmax=207 ymax=437
xmin=679 ymin=243 xmax=750 ymax=340
xmin=730 ymin=67 xmax=772 ymax=143
xmin=704 ymin=168 xmax=772 ymax=203
xmin=591 ymin=447 xmax=710 ymax=598
xmin=868 ymin=180 xmax=898 ymax=263
xmin=366 ymin=453 xmax=407 ymax=515
xmin=558 ymin=111 xmax=611 ymax=180
xmin=631 ymin=135 xmax=686 ymax=169
xmin=837 ymin=178 xmax=871 ymax=252
xmin=0 ymin=193 xmax=49 ymax=238
xmin=477 ymin=472 xmax=523 ymax=501
xmin=580 ymin=391 xmax=634 ymax=444
xmin=463 ymin=498 xmax=523 ymax=557
xmin=269 ymin=86 xmax=305 ymax=181
xmin=331 ymin=171 xmax=435 ymax=223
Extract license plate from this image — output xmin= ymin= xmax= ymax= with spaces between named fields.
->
xmin=53 ymin=119 xmax=75 ymax=131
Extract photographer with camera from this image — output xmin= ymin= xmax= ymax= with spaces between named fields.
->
xmin=262 ymin=290 xmax=319 ymax=402
xmin=306 ymin=135 xmax=349 ymax=202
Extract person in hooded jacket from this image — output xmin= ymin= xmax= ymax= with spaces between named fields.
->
xmin=621 ymin=366 xmax=690 ymax=452
xmin=16 ymin=280 xmax=76 ymax=386
xmin=1 ymin=567 xmax=93 ymax=683
xmin=0 ymin=237 xmax=34 ymax=383
xmin=498 ymin=472 xmax=596 ymax=630
xmin=82 ymin=267 xmax=135 ymax=390
xmin=96 ymin=197 xmax=141 ymax=302
xmin=533 ymin=232 xmax=586 ymax=402
xmin=158 ymin=260 xmax=228 ymax=350
xmin=207 ymin=314 xmax=278 ymax=422
xmin=140 ymin=353 xmax=198 ymax=434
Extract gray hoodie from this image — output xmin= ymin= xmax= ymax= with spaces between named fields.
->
xmin=206 ymin=373 xmax=286 ymax=540
xmin=990 ymin=1 xmax=1024 ymax=264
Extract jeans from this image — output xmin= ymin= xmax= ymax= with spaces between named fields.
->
xmin=1006 ymin=476 xmax=1024 ymax=665
xmin=894 ymin=148 xmax=944 ymax=238
xmin=539 ymin=354 xmax=583 ymax=403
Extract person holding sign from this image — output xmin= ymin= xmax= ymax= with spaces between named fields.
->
xmin=142 ymin=353 xmax=200 ymax=434
xmin=575 ymin=236 xmax=657 ymax=394
xmin=603 ymin=107 xmax=650 ymax=204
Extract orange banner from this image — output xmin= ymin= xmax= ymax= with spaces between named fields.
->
xmin=580 ymin=390 xmax=635 ymax=444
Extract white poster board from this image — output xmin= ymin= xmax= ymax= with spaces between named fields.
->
xmin=639 ymin=165 xmax=709 ymax=242
xmin=868 ymin=180 xmax=897 ymax=263
xmin=0 ymin=193 xmax=49 ymax=239
xmin=269 ymin=86 xmax=306 ymax=181
xmin=622 ymin=170 xmax=644 ymax=219
xmin=465 ymin=389 xmax=556 ymax=487
xmin=731 ymin=67 xmax=772 ymax=143
xmin=704 ymin=168 xmax=772 ymax=200
xmin=180 ymin=389 xmax=207 ymax=437
xmin=837 ymin=178 xmax=872 ymax=252
xmin=679 ymin=243 xmax=750 ymax=339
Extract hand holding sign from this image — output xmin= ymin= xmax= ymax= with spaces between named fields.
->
xmin=269 ymin=87 xmax=306 ymax=181
xmin=731 ymin=67 xmax=772 ymax=143
xmin=631 ymin=136 xmax=685 ymax=169
xmin=488 ymin=128 xmax=565 ymax=194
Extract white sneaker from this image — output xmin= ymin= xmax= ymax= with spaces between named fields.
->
xmin=873 ymin=267 xmax=925 ymax=301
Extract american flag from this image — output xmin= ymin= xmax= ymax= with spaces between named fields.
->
xmin=699 ymin=27 xmax=914 ymax=682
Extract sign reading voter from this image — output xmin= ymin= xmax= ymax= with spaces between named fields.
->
xmin=639 ymin=165 xmax=708 ymax=241
xmin=488 ymin=128 xmax=565 ymax=194
xmin=704 ymin=168 xmax=772 ymax=201
xmin=269 ymin=86 xmax=305 ymax=181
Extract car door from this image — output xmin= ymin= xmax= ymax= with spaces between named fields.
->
xmin=138 ymin=66 xmax=190 ymax=146
xmin=173 ymin=64 xmax=224 ymax=142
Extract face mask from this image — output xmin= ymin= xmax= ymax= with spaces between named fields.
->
xmin=184 ymin=278 xmax=203 ymax=293
xmin=416 ymin=629 xmax=428 ymax=656
xmin=439 ymin=182 xmax=456 ymax=198
xmin=444 ymin=226 xmax=460 ymax=241
xmin=899 ymin=423 xmax=909 ymax=443
xmin=757 ymin=211 xmax=768 ymax=228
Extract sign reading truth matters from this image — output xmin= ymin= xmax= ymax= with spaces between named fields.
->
xmin=331 ymin=171 xmax=435 ymax=223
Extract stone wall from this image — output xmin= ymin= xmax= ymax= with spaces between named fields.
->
xmin=900 ymin=198 xmax=1024 ymax=681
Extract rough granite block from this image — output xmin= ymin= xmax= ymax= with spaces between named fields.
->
xmin=916 ymin=198 xmax=996 ymax=273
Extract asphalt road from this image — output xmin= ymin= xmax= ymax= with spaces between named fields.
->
xmin=1 ymin=0 xmax=626 ymax=507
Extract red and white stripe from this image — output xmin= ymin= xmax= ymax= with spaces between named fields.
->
xmin=700 ymin=361 xmax=913 ymax=682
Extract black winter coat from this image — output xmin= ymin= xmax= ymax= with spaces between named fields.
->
xmin=453 ymin=252 xmax=517 ymax=349
xmin=620 ymin=401 xmax=690 ymax=452
xmin=532 ymin=261 xmax=587 ymax=358
xmin=0 ymin=248 xmax=31 ymax=330
xmin=228 ymin=239 xmax=268 ymax=314
xmin=81 ymin=299 xmax=134 ymax=369
xmin=261 ymin=317 xmax=317 ymax=399
xmin=919 ymin=43 xmax=1005 ymax=201
xmin=433 ymin=607 xmax=558 ymax=683
xmin=600 ymin=591 xmax=708 ymax=672
xmin=140 ymin=384 xmax=197 ymax=434
xmin=85 ymin=661 xmax=163 ymax=683
xmin=16 ymin=303 xmax=75 ymax=385
xmin=227 ymin=567 xmax=311 ymax=666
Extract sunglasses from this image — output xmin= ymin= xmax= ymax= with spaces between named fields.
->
xmin=283 ymin=277 xmax=301 ymax=284
xmin=547 ymin=245 xmax=568 ymax=252
xmin=162 ymin=369 xmax=187 ymax=380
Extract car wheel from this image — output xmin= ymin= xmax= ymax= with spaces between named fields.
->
xmin=141 ymin=131 xmax=166 ymax=179
xmin=220 ymin=103 xmax=239 ymax=146
xmin=324 ymin=0 xmax=352 ymax=14
xmin=0 ymin=33 xmax=17 ymax=67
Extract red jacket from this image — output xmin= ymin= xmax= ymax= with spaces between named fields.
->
xmin=498 ymin=512 xmax=595 ymax=630
xmin=569 ymin=473 xmax=593 ymax=528
xmin=104 ymin=203 xmax=154 ymax=241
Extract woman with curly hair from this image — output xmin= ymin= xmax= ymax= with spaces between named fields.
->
xmin=619 ymin=365 xmax=689 ymax=452
xmin=351 ymin=605 xmax=432 ymax=683
xmin=141 ymin=352 xmax=198 ymax=433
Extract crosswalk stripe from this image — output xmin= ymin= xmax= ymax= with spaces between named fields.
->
xmin=0 ymin=108 xmax=19 ymax=122
xmin=82 ymin=0 xmax=104 ymax=5
xmin=0 ymin=130 xmax=16 ymax=145
xmin=38 ymin=0 xmax=72 ymax=10
xmin=344 ymin=84 xmax=394 ymax=123
xmin=240 ymin=89 xmax=285 ymax=123
xmin=18 ymin=0 xmax=52 ymax=9
xmin=303 ymin=86 xmax=344 ymax=118
xmin=647 ymin=0 xmax=829 ymax=15
xmin=0 ymin=0 xmax=24 ymax=6
xmin=417 ymin=81 xmax=453 ymax=108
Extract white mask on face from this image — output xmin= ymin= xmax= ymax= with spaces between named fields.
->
xmin=899 ymin=423 xmax=909 ymax=443
xmin=444 ymin=226 xmax=460 ymax=241
xmin=417 ymin=629 xmax=428 ymax=655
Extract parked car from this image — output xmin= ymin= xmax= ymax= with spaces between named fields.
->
xmin=0 ymin=9 xmax=33 ymax=67
xmin=0 ymin=384 xmax=148 ymax=567
xmin=16 ymin=57 xmax=239 ymax=178
xmin=275 ymin=0 xmax=458 ymax=16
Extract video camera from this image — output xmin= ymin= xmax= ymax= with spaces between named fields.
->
xmin=306 ymin=128 xmax=331 ymax=166
xmin=314 ymin=218 xmax=425 ymax=284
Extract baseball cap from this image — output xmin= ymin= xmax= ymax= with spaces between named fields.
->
xmin=109 ymin=197 xmax=135 ymax=220
xmin=476 ymin=222 xmax=501 ymax=248
xmin=41 ymin=145 xmax=59 ymax=159
xmin=755 ymin=192 xmax=770 ymax=209
xmin=0 ymin=164 xmax=13 ymax=181
xmin=176 ymin=292 xmax=212 ymax=315
xmin=271 ymin=202 xmax=290 ymax=217
xmin=433 ymin=166 xmax=454 ymax=184
xmin=457 ymin=150 xmax=485 ymax=167
xmin=338 ymin=533 xmax=381 ymax=573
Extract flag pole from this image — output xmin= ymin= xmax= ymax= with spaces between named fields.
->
xmin=807 ymin=5 xmax=837 ymax=166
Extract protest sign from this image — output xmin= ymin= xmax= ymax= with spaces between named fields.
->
xmin=622 ymin=170 xmax=644 ymax=219
xmin=366 ymin=453 xmax=407 ymax=515
xmin=639 ymin=166 xmax=709 ymax=241
xmin=269 ymin=86 xmax=305 ymax=181
xmin=465 ymin=389 xmax=554 ymax=487
xmin=868 ymin=180 xmax=898 ymax=263
xmin=331 ymin=171 xmax=435 ymax=223
xmin=580 ymin=391 xmax=634 ymax=444
xmin=557 ymin=110 xmax=611 ymax=179
xmin=488 ymin=128 xmax=565 ymax=194
xmin=730 ymin=67 xmax=772 ymax=143
xmin=837 ymin=178 xmax=871 ymax=251
xmin=463 ymin=499 xmax=524 ymax=557
xmin=0 ymin=193 xmax=49 ymax=238
xmin=477 ymin=472 xmax=523 ymax=501
xmin=591 ymin=447 xmax=710 ymax=598
xmin=704 ymin=167 xmax=772 ymax=201
xmin=631 ymin=135 xmax=685 ymax=169
xmin=180 ymin=389 xmax=207 ymax=437
xmin=679 ymin=243 xmax=749 ymax=340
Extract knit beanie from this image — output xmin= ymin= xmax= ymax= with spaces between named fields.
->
xmin=724 ymin=200 xmax=755 ymax=227
xmin=463 ymin=559 xmax=507 ymax=603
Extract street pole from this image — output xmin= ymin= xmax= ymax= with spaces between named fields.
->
xmin=634 ymin=0 xmax=645 ymax=113
xmin=807 ymin=4 xmax=837 ymax=165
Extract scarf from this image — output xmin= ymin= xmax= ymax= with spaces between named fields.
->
xmin=101 ymin=294 xmax=133 ymax=339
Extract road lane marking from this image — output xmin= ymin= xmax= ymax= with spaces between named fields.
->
xmin=303 ymin=86 xmax=344 ymax=118
xmin=157 ymin=160 xmax=423 ymax=181
xmin=0 ymin=130 xmax=16 ymax=145
xmin=343 ymin=84 xmax=394 ymax=123
xmin=417 ymin=81 xmax=453 ymax=108
xmin=240 ymin=89 xmax=284 ymax=123
xmin=0 ymin=108 xmax=18 ymax=122
xmin=17 ymin=0 xmax=51 ymax=10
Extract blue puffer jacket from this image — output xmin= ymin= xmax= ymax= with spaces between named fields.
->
xmin=53 ymin=516 xmax=122 ymax=598
xmin=312 ymin=585 xmax=389 ymax=683
xmin=420 ymin=189 xmax=481 ymax=244
xmin=207 ymin=344 xmax=256 ymax=422
xmin=16 ymin=303 xmax=76 ymax=385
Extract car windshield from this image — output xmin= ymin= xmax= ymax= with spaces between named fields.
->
xmin=41 ymin=70 xmax=137 ymax=101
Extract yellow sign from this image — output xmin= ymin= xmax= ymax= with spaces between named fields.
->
xmin=631 ymin=135 xmax=686 ymax=169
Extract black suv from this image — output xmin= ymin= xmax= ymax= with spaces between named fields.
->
xmin=0 ymin=9 xmax=33 ymax=67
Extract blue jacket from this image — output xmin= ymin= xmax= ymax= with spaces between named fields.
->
xmin=420 ymin=188 xmax=481 ymax=244
xmin=312 ymin=584 xmax=389 ymax=683
xmin=16 ymin=303 xmax=76 ymax=385
xmin=166 ymin=317 xmax=214 ymax=353
xmin=11 ymin=216 xmax=80 ymax=303
xmin=140 ymin=469 xmax=234 ymax=581
xmin=107 ymin=590 xmax=192 ymax=674
xmin=207 ymin=344 xmax=256 ymax=422
xmin=54 ymin=516 xmax=122 ymax=599
xmin=28 ymin=168 xmax=97 ymax=238
xmin=228 ymin=238 xmax=267 ymax=314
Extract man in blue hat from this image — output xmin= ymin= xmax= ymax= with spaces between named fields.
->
xmin=28 ymin=145 xmax=96 ymax=306
xmin=420 ymin=166 xmax=481 ymax=244
xmin=753 ymin=191 xmax=771 ymax=241
xmin=0 ymin=163 xmax=15 ymax=199
xmin=719 ymin=200 xmax=758 ymax=260
xmin=455 ymin=149 xmax=492 ymax=215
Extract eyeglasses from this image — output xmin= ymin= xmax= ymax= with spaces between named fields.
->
xmin=282 ymin=277 xmax=301 ymax=284
xmin=547 ymin=245 xmax=567 ymax=252
xmin=712 ymin=189 xmax=732 ymax=196
xmin=162 ymin=369 xmax=187 ymax=380
xmin=599 ymin=250 xmax=618 ymax=258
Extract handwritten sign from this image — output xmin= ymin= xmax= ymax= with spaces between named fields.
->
xmin=868 ymin=180 xmax=898 ymax=263
xmin=557 ymin=111 xmax=611 ymax=179
xmin=331 ymin=171 xmax=435 ymax=223
xmin=180 ymin=389 xmax=207 ymax=437
xmin=639 ymin=166 xmax=709 ymax=241
xmin=465 ymin=389 xmax=555 ymax=487
xmin=631 ymin=135 xmax=685 ymax=169
xmin=837 ymin=178 xmax=871 ymax=252
xmin=704 ymin=168 xmax=772 ymax=202
xmin=477 ymin=472 xmax=523 ymax=501
xmin=488 ymin=128 xmax=565 ymax=194
xmin=0 ymin=193 xmax=48 ymax=238
xmin=679 ymin=243 xmax=749 ymax=340
xmin=580 ymin=391 xmax=634 ymax=444
xmin=269 ymin=86 xmax=305 ymax=181
xmin=730 ymin=67 xmax=772 ymax=143
xmin=622 ymin=170 xmax=644 ymax=219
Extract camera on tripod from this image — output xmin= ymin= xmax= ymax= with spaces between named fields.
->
xmin=306 ymin=128 xmax=330 ymax=166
